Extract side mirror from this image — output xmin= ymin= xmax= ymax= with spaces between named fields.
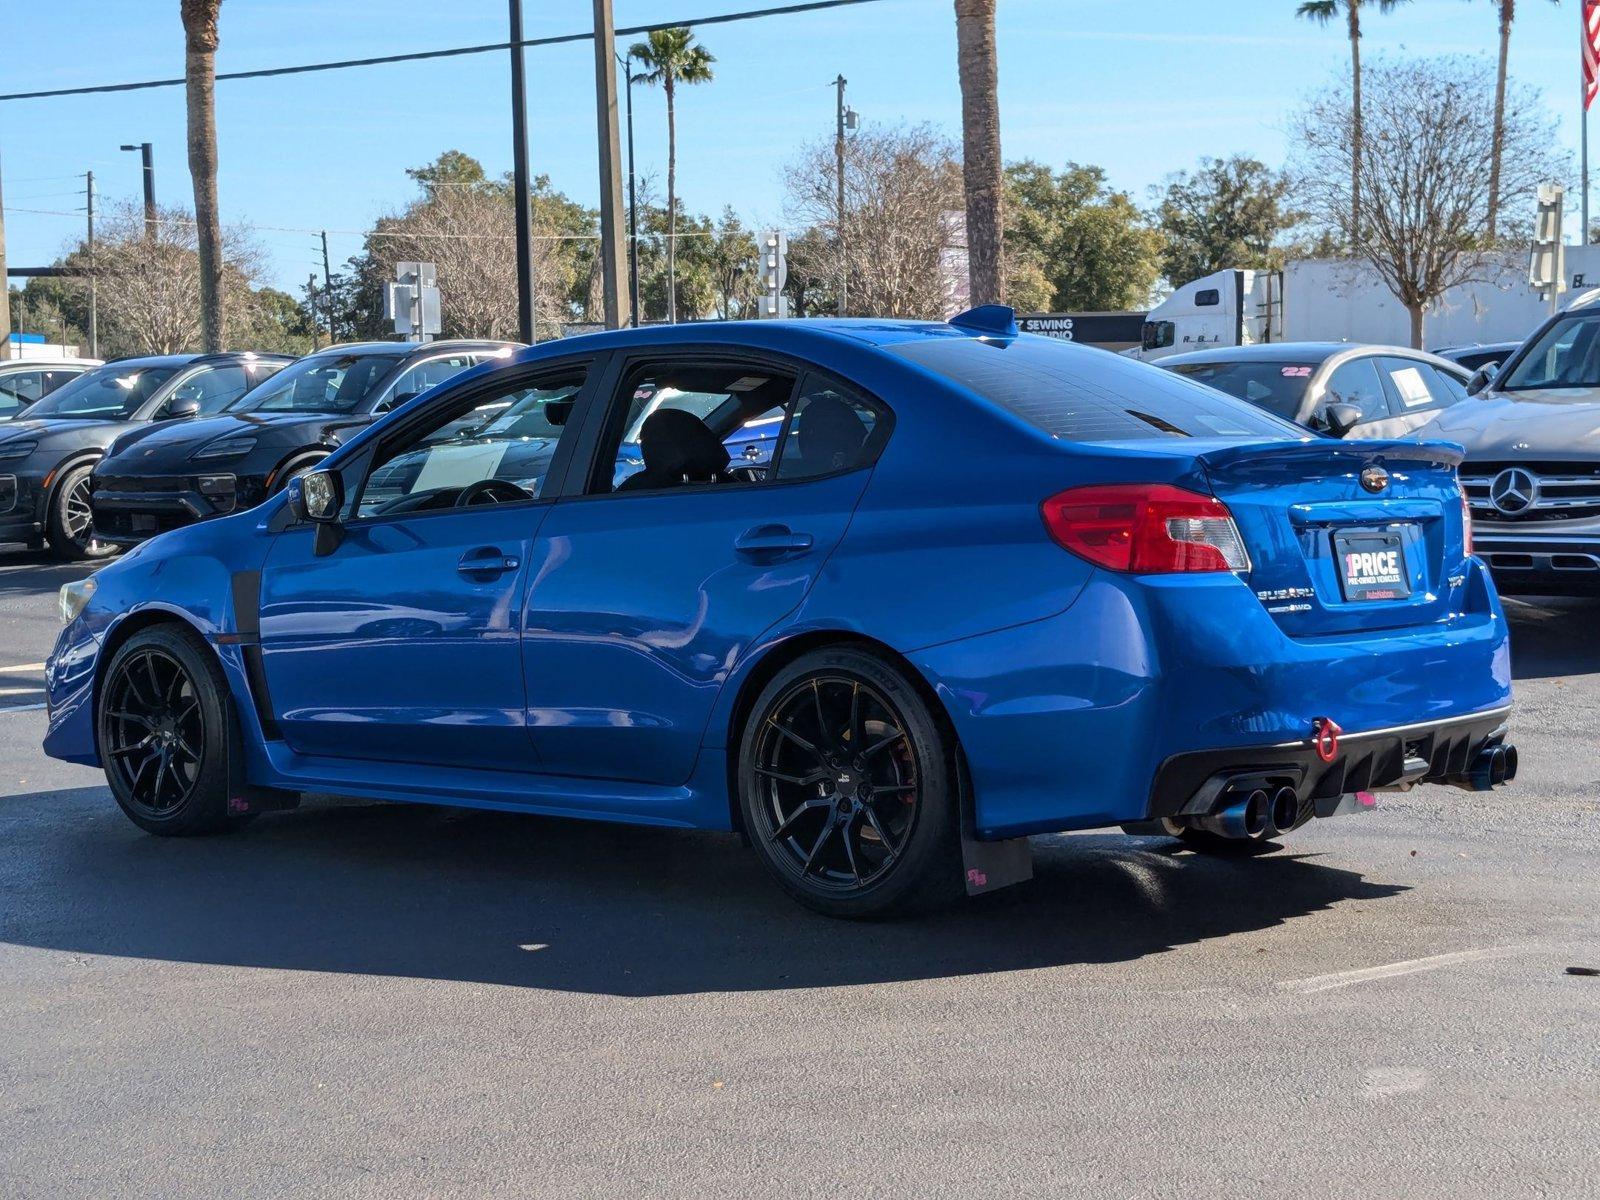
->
xmin=166 ymin=395 xmax=202 ymax=420
xmin=1323 ymin=402 xmax=1363 ymax=439
xmin=286 ymin=470 xmax=346 ymax=556
xmin=1466 ymin=364 xmax=1497 ymax=396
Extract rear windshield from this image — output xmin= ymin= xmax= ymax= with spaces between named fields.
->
xmin=1164 ymin=360 xmax=1315 ymax=421
xmin=889 ymin=336 xmax=1299 ymax=441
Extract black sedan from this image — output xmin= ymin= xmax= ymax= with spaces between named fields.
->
xmin=91 ymin=339 xmax=515 ymax=548
xmin=0 ymin=351 xmax=290 ymax=559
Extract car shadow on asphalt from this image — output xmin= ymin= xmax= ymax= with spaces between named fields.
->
xmin=1505 ymin=596 xmax=1600 ymax=680
xmin=2 ymin=788 xmax=1407 ymax=996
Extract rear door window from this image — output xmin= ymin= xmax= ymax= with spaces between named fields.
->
xmin=1376 ymin=357 xmax=1456 ymax=415
xmin=889 ymin=335 xmax=1298 ymax=442
xmin=0 ymin=370 xmax=44 ymax=413
xmin=1322 ymin=357 xmax=1392 ymax=423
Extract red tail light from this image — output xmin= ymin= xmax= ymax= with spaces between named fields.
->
xmin=1041 ymin=483 xmax=1251 ymax=573
xmin=1460 ymin=487 xmax=1474 ymax=556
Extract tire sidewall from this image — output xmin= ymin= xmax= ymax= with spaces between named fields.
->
xmin=737 ymin=646 xmax=960 ymax=918
xmin=98 ymin=625 xmax=236 ymax=836
xmin=49 ymin=464 xmax=115 ymax=560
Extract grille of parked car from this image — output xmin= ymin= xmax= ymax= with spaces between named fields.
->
xmin=1460 ymin=461 xmax=1600 ymax=522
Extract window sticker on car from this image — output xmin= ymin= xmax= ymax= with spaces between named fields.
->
xmin=413 ymin=442 xmax=511 ymax=492
xmin=1389 ymin=365 xmax=1433 ymax=408
xmin=1280 ymin=365 xmax=1313 ymax=377
xmin=726 ymin=376 xmax=770 ymax=392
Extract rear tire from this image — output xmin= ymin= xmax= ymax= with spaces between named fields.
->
xmin=47 ymin=464 xmax=116 ymax=561
xmin=737 ymin=646 xmax=963 ymax=919
xmin=97 ymin=624 xmax=248 ymax=837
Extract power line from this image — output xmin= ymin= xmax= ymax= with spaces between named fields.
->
xmin=0 ymin=0 xmax=888 ymax=103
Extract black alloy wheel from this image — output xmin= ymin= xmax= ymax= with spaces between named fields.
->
xmin=98 ymin=625 xmax=244 ymax=836
xmin=739 ymin=647 xmax=962 ymax=917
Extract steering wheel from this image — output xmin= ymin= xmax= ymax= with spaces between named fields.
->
xmin=455 ymin=479 xmax=532 ymax=507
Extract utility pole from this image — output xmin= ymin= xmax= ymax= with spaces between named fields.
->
xmin=85 ymin=171 xmax=98 ymax=359
xmin=620 ymin=50 xmax=642 ymax=327
xmin=0 ymin=140 xmax=10 ymax=356
xmin=307 ymin=274 xmax=321 ymax=351
xmin=592 ymin=0 xmax=630 ymax=330
xmin=121 ymin=142 xmax=156 ymax=239
xmin=320 ymin=230 xmax=336 ymax=344
xmin=834 ymin=74 xmax=851 ymax=317
xmin=508 ymin=0 xmax=535 ymax=344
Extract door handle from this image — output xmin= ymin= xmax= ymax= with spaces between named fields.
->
xmin=457 ymin=547 xmax=520 ymax=577
xmin=734 ymin=524 xmax=814 ymax=558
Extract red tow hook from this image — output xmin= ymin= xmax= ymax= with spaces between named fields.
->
xmin=1313 ymin=717 xmax=1343 ymax=763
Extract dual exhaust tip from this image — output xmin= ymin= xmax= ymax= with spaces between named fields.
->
xmin=1199 ymin=785 xmax=1301 ymax=841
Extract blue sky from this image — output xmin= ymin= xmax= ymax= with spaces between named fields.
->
xmin=0 ymin=0 xmax=1589 ymax=292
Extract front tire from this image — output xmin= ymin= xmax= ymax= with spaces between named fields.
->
xmin=737 ymin=647 xmax=962 ymax=918
xmin=98 ymin=624 xmax=245 ymax=836
xmin=47 ymin=464 xmax=115 ymax=561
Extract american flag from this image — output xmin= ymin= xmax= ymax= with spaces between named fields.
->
xmin=1586 ymin=0 xmax=1600 ymax=110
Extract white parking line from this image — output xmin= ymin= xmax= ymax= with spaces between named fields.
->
xmin=0 ymin=685 xmax=43 ymax=697
xmin=0 ymin=703 xmax=47 ymax=714
xmin=1279 ymin=945 xmax=1536 ymax=994
xmin=0 ymin=663 xmax=46 ymax=674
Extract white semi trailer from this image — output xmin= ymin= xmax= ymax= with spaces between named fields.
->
xmin=1129 ymin=249 xmax=1600 ymax=361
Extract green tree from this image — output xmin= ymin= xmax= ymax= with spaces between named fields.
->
xmin=406 ymin=149 xmax=498 ymax=201
xmin=1153 ymin=156 xmax=1299 ymax=285
xmin=1467 ymin=1 xmax=1561 ymax=241
xmin=1005 ymin=161 xmax=1163 ymax=311
xmin=627 ymin=27 xmax=715 ymax=323
xmin=1296 ymin=0 xmax=1413 ymax=246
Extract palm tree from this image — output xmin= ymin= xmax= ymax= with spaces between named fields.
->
xmin=955 ymin=0 xmax=1004 ymax=307
xmin=627 ymin=27 xmax=715 ymax=323
xmin=1297 ymin=0 xmax=1412 ymax=247
xmin=181 ymin=0 xmax=225 ymax=351
xmin=1477 ymin=1 xmax=1559 ymax=241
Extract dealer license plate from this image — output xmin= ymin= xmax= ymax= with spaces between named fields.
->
xmin=1335 ymin=530 xmax=1412 ymax=602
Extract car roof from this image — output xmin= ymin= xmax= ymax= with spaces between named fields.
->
xmin=99 ymin=354 xmax=202 ymax=369
xmin=509 ymin=319 xmax=993 ymax=367
xmin=1160 ymin=342 xmax=1464 ymax=368
xmin=0 ymin=357 xmax=100 ymax=368
xmin=305 ymin=339 xmax=519 ymax=361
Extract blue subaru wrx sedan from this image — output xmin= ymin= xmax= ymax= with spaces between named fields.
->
xmin=42 ymin=307 xmax=1515 ymax=917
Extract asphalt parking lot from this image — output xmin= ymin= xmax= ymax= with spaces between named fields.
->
xmin=0 ymin=547 xmax=1596 ymax=1199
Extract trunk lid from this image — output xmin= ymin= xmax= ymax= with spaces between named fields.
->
xmin=1196 ymin=440 xmax=1468 ymax=637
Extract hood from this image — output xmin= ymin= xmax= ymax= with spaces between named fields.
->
xmin=100 ymin=410 xmax=362 ymax=469
xmin=1418 ymin=389 xmax=1600 ymax=459
xmin=0 ymin=416 xmax=129 ymax=447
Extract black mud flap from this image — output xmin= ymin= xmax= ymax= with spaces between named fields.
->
xmin=957 ymin=753 xmax=1032 ymax=896
xmin=224 ymin=698 xmax=299 ymax=817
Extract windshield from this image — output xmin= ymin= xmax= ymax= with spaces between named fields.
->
xmin=237 ymin=352 xmax=400 ymax=414
xmin=24 ymin=363 xmax=180 ymax=420
xmin=890 ymin=336 xmax=1301 ymax=441
xmin=1165 ymin=361 xmax=1315 ymax=421
xmin=1500 ymin=315 xmax=1600 ymax=392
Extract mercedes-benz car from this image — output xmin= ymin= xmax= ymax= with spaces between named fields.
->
xmin=1429 ymin=295 xmax=1600 ymax=594
xmin=1160 ymin=343 xmax=1471 ymax=439
xmin=89 ymin=340 xmax=515 ymax=548
xmin=0 ymin=351 xmax=290 ymax=559
xmin=43 ymin=309 xmax=1514 ymax=918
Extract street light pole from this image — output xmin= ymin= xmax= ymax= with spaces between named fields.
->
xmin=0 ymin=140 xmax=10 ymax=355
xmin=508 ymin=0 xmax=535 ymax=344
xmin=85 ymin=171 xmax=98 ymax=358
xmin=834 ymin=74 xmax=849 ymax=317
xmin=120 ymin=142 xmax=156 ymax=239
xmin=620 ymin=50 xmax=642 ymax=327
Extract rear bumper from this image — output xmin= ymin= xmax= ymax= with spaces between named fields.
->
xmin=913 ymin=558 xmax=1512 ymax=839
xmin=1146 ymin=705 xmax=1511 ymax=820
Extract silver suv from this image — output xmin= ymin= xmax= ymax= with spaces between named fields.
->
xmin=1425 ymin=294 xmax=1600 ymax=595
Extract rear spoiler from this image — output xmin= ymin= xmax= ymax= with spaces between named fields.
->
xmin=1195 ymin=438 xmax=1466 ymax=474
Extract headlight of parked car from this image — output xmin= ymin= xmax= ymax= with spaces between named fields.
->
xmin=0 ymin=440 xmax=38 ymax=462
xmin=191 ymin=435 xmax=257 ymax=462
xmin=58 ymin=576 xmax=96 ymax=625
